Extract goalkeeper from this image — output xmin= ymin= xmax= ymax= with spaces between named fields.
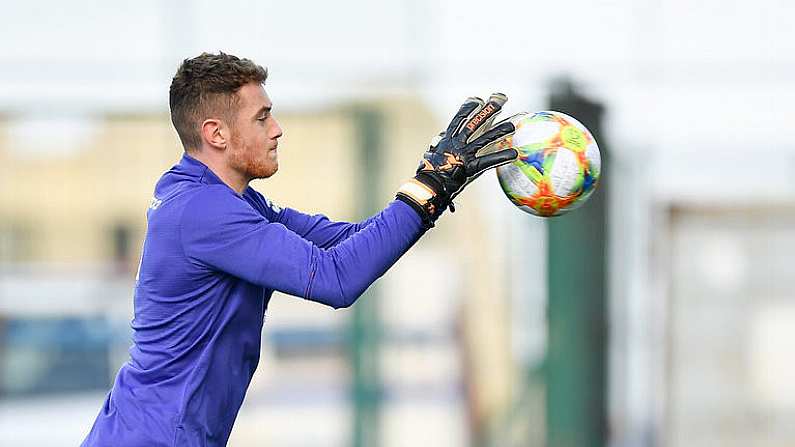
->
xmin=81 ymin=51 xmax=517 ymax=447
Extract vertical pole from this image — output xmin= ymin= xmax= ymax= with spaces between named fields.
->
xmin=545 ymin=79 xmax=609 ymax=447
xmin=350 ymin=107 xmax=383 ymax=447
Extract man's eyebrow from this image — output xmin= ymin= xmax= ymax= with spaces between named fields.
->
xmin=254 ymin=105 xmax=272 ymax=117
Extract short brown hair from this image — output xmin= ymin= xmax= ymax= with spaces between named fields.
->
xmin=169 ymin=52 xmax=268 ymax=151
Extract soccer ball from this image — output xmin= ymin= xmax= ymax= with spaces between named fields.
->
xmin=492 ymin=111 xmax=601 ymax=217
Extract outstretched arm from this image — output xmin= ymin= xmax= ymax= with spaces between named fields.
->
xmin=182 ymin=187 xmax=424 ymax=309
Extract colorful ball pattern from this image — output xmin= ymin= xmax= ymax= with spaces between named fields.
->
xmin=494 ymin=111 xmax=601 ymax=217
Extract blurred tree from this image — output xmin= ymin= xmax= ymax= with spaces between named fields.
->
xmin=545 ymin=77 xmax=608 ymax=447
xmin=350 ymin=107 xmax=383 ymax=447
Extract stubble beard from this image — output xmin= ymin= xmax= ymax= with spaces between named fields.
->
xmin=229 ymin=132 xmax=278 ymax=180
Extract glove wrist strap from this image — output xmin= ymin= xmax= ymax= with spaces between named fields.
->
xmin=397 ymin=178 xmax=436 ymax=205
xmin=396 ymin=176 xmax=450 ymax=229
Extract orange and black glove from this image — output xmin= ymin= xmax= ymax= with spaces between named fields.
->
xmin=396 ymin=93 xmax=518 ymax=228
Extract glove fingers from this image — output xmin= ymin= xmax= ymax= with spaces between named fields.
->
xmin=467 ymin=96 xmax=503 ymax=143
xmin=468 ymin=115 xmax=496 ymax=144
xmin=446 ymin=97 xmax=484 ymax=137
xmin=468 ymin=121 xmax=515 ymax=153
xmin=468 ymin=148 xmax=519 ymax=174
xmin=449 ymin=147 xmax=518 ymax=202
xmin=459 ymin=93 xmax=508 ymax=142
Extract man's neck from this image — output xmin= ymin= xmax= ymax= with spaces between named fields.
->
xmin=188 ymin=150 xmax=249 ymax=194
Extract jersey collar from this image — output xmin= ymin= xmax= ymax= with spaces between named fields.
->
xmin=179 ymin=153 xmax=227 ymax=186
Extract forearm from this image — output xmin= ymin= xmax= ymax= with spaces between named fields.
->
xmin=303 ymin=200 xmax=424 ymax=308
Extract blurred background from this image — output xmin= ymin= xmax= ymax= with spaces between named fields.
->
xmin=1 ymin=0 xmax=794 ymax=446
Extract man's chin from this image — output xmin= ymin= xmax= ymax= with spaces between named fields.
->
xmin=264 ymin=165 xmax=278 ymax=178
xmin=250 ymin=164 xmax=278 ymax=179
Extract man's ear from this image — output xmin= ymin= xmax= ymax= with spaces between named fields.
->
xmin=201 ymin=119 xmax=228 ymax=150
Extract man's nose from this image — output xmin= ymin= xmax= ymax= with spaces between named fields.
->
xmin=271 ymin=120 xmax=283 ymax=139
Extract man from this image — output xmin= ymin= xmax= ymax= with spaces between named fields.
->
xmin=82 ymin=52 xmax=517 ymax=446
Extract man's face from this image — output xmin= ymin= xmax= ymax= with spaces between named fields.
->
xmin=226 ymin=82 xmax=283 ymax=180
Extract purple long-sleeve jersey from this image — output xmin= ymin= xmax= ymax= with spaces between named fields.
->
xmin=81 ymin=154 xmax=425 ymax=446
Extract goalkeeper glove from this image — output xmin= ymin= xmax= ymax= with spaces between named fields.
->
xmin=396 ymin=93 xmax=518 ymax=228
